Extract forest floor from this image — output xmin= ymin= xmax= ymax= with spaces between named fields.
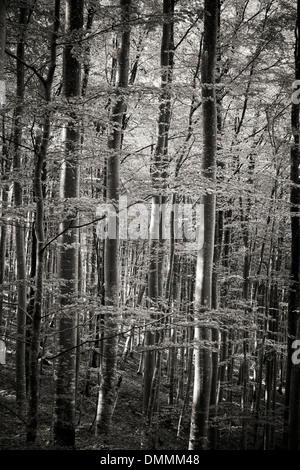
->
xmin=0 ymin=343 xmax=286 ymax=453
xmin=0 ymin=345 xmax=191 ymax=452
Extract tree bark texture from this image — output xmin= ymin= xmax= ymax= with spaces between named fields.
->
xmin=143 ymin=0 xmax=174 ymax=424
xmin=95 ymin=0 xmax=131 ymax=436
xmin=13 ymin=5 xmax=27 ymax=418
xmin=27 ymin=0 xmax=60 ymax=443
xmin=189 ymin=0 xmax=218 ymax=451
xmin=0 ymin=0 xmax=6 ymax=335
xmin=53 ymin=0 xmax=83 ymax=447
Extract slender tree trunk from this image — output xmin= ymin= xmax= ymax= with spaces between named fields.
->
xmin=27 ymin=0 xmax=60 ymax=443
xmin=143 ymin=195 xmax=159 ymax=416
xmin=53 ymin=0 xmax=83 ymax=447
xmin=0 ymin=0 xmax=7 ymax=336
xmin=189 ymin=0 xmax=218 ymax=451
xmin=142 ymin=0 xmax=174 ymax=431
xmin=13 ymin=6 xmax=27 ymax=418
xmin=210 ymin=210 xmax=222 ymax=449
xmin=95 ymin=0 xmax=131 ymax=436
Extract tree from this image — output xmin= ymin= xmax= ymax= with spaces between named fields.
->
xmin=53 ymin=0 xmax=83 ymax=447
xmin=141 ymin=0 xmax=174 ymax=449
xmin=189 ymin=0 xmax=218 ymax=451
xmin=13 ymin=4 xmax=28 ymax=419
xmin=95 ymin=0 xmax=131 ymax=436
xmin=0 ymin=0 xmax=7 ymax=336
xmin=27 ymin=0 xmax=60 ymax=444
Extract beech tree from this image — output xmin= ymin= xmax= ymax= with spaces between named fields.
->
xmin=95 ymin=0 xmax=131 ymax=436
xmin=189 ymin=0 xmax=218 ymax=451
xmin=13 ymin=5 xmax=27 ymax=418
xmin=53 ymin=0 xmax=83 ymax=447
xmin=0 ymin=0 xmax=6 ymax=335
xmin=142 ymin=0 xmax=174 ymax=448
xmin=27 ymin=0 xmax=60 ymax=444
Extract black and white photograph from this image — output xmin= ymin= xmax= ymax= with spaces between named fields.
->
xmin=0 ymin=0 xmax=298 ymax=459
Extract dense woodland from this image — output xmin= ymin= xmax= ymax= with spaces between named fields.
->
xmin=0 ymin=0 xmax=300 ymax=452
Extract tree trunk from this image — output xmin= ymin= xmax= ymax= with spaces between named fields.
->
xmin=95 ymin=0 xmax=131 ymax=436
xmin=53 ymin=0 xmax=83 ymax=447
xmin=13 ymin=5 xmax=27 ymax=419
xmin=27 ymin=0 xmax=60 ymax=443
xmin=188 ymin=0 xmax=218 ymax=451
xmin=142 ymin=0 xmax=174 ymax=431
xmin=0 ymin=0 xmax=7 ymax=335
